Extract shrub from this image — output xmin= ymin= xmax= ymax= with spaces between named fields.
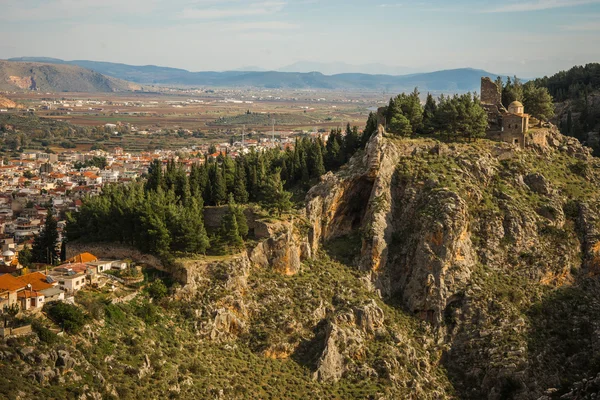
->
xmin=44 ymin=302 xmax=87 ymax=334
xmin=135 ymin=302 xmax=160 ymax=325
xmin=32 ymin=320 xmax=58 ymax=344
xmin=104 ymin=304 xmax=126 ymax=324
xmin=147 ymin=279 xmax=168 ymax=301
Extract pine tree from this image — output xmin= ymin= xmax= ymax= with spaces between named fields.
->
xmin=523 ymin=82 xmax=555 ymax=122
xmin=222 ymin=156 xmax=236 ymax=193
xmin=292 ymin=141 xmax=302 ymax=182
xmin=343 ymin=123 xmax=359 ymax=157
xmin=389 ymin=114 xmax=412 ymax=136
xmin=260 ymin=170 xmax=292 ymax=216
xmin=385 ymin=97 xmax=398 ymax=126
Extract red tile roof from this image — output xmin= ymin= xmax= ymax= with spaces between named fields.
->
xmin=18 ymin=272 xmax=54 ymax=291
xmin=0 ymin=274 xmax=26 ymax=292
xmin=66 ymin=252 xmax=97 ymax=264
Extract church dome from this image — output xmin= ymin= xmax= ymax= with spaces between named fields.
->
xmin=508 ymin=101 xmax=524 ymax=114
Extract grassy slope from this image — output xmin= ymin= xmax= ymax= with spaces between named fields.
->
xmin=0 ymin=253 xmax=454 ymax=399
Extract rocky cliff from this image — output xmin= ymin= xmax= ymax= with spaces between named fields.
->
xmin=8 ymin=126 xmax=600 ymax=399
xmin=306 ymin=125 xmax=600 ymax=399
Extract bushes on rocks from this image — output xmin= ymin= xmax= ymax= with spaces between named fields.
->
xmin=43 ymin=302 xmax=87 ymax=334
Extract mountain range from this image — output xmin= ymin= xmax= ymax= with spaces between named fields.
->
xmin=4 ymin=57 xmax=498 ymax=92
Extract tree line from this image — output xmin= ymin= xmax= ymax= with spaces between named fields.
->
xmin=64 ymin=125 xmax=375 ymax=258
xmin=496 ymin=76 xmax=555 ymax=121
xmin=383 ymin=88 xmax=489 ymax=141
xmin=533 ymin=64 xmax=600 ymax=144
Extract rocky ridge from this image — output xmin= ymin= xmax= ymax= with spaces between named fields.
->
xmin=306 ymin=125 xmax=600 ymax=399
xmin=6 ymin=125 xmax=600 ymax=399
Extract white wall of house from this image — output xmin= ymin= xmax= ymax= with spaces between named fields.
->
xmin=58 ymin=275 xmax=86 ymax=292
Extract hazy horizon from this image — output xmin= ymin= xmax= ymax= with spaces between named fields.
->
xmin=1 ymin=0 xmax=599 ymax=78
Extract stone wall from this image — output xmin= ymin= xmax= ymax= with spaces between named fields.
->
xmin=528 ymin=130 xmax=548 ymax=147
xmin=203 ymin=205 xmax=264 ymax=235
xmin=481 ymin=77 xmax=501 ymax=106
xmin=504 ymin=114 xmax=527 ymax=135
xmin=0 ymin=325 xmax=33 ymax=338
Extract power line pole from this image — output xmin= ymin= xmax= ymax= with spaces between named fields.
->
xmin=272 ymin=119 xmax=275 ymax=146
xmin=242 ymin=124 xmax=245 ymax=147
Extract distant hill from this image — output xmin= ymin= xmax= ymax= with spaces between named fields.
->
xmin=7 ymin=57 xmax=497 ymax=92
xmin=0 ymin=60 xmax=139 ymax=92
xmin=277 ymin=61 xmax=415 ymax=75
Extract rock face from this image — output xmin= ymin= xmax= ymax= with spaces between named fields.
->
xmin=306 ymin=125 xmax=600 ymax=398
xmin=250 ymin=218 xmax=309 ymax=276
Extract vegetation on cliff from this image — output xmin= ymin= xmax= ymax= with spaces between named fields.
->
xmin=0 ymin=252 xmax=454 ymax=399
xmin=66 ymin=124 xmax=372 ymax=258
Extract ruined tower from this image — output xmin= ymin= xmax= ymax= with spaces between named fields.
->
xmin=480 ymin=77 xmax=502 ymax=107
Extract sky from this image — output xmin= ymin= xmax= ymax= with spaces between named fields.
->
xmin=0 ymin=0 xmax=599 ymax=77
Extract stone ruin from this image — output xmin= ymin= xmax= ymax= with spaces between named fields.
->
xmin=480 ymin=77 xmax=547 ymax=148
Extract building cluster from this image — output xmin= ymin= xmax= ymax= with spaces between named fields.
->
xmin=0 ymin=127 xmax=330 ymax=275
xmin=0 ymin=252 xmax=128 ymax=314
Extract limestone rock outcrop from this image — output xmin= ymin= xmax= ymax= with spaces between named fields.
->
xmin=305 ymin=125 xmax=600 ymax=399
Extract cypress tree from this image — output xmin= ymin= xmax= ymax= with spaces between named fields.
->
xmin=233 ymin=163 xmax=249 ymax=204
xmin=220 ymin=201 xmax=244 ymax=252
xmin=209 ymin=164 xmax=226 ymax=206
xmin=361 ymin=112 xmax=378 ymax=148
xmin=32 ymin=209 xmax=61 ymax=265
xmin=422 ymin=93 xmax=437 ymax=134
xmin=300 ymin=153 xmax=309 ymax=185
xmin=145 ymin=159 xmax=163 ymax=192
xmin=228 ymin=194 xmax=248 ymax=239
xmin=177 ymin=198 xmax=210 ymax=254
xmin=312 ymin=140 xmax=325 ymax=178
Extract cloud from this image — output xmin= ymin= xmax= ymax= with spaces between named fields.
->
xmin=484 ymin=0 xmax=600 ymax=13
xmin=177 ymin=1 xmax=286 ymax=19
